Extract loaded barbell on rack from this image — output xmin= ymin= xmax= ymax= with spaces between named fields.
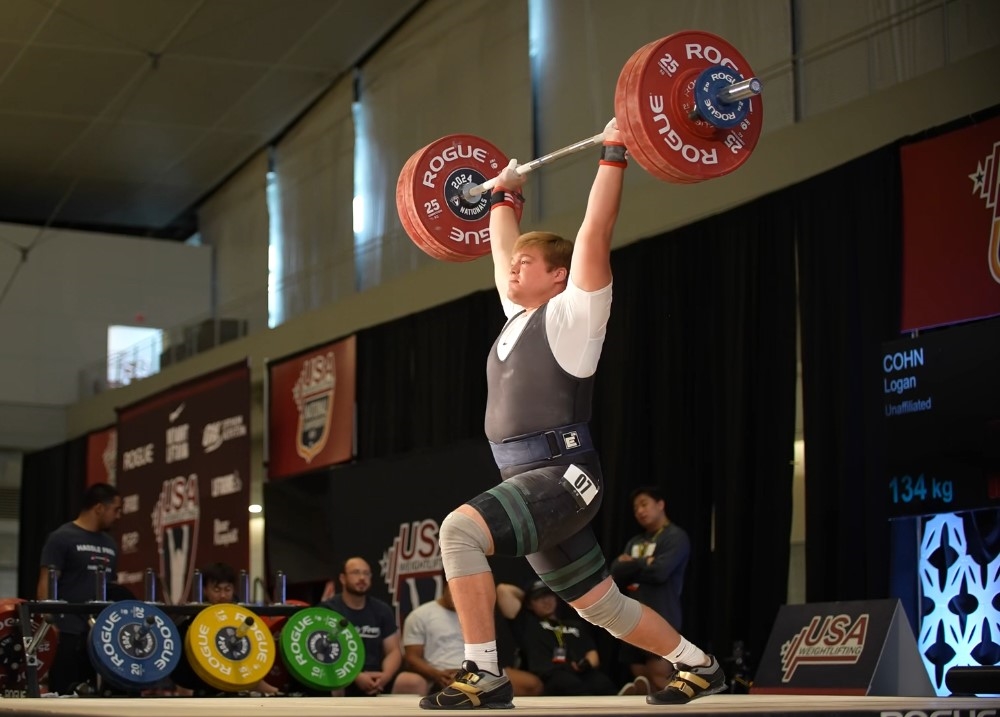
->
xmin=396 ymin=30 xmax=763 ymax=262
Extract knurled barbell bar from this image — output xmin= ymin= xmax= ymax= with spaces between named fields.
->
xmin=396 ymin=30 xmax=763 ymax=262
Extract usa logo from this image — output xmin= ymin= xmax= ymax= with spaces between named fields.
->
xmin=379 ymin=519 xmax=443 ymax=629
xmin=779 ymin=613 xmax=869 ymax=681
xmin=151 ymin=475 xmax=200 ymax=605
xmin=968 ymin=139 xmax=1000 ymax=283
xmin=292 ymin=352 xmax=336 ymax=462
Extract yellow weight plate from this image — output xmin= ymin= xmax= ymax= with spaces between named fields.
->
xmin=183 ymin=604 xmax=275 ymax=692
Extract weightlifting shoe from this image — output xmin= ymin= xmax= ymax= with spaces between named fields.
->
xmin=646 ymin=655 xmax=726 ymax=704
xmin=419 ymin=660 xmax=514 ymax=709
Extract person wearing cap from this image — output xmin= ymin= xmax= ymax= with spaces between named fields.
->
xmin=496 ymin=580 xmax=618 ymax=696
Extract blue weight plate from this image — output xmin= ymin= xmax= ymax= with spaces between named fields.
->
xmin=89 ymin=600 xmax=181 ymax=689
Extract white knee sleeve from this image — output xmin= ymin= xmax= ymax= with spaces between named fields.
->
xmin=575 ymin=584 xmax=642 ymax=639
xmin=439 ymin=511 xmax=491 ymax=578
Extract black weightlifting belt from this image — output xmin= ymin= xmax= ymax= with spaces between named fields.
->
xmin=489 ymin=423 xmax=593 ymax=469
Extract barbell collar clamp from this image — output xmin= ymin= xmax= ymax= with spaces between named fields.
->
xmin=23 ymin=619 xmax=54 ymax=656
xmin=689 ymin=76 xmax=762 ymax=121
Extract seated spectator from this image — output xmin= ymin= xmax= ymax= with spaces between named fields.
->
xmin=393 ymin=581 xmax=542 ymax=696
xmin=496 ymin=580 xmax=619 ymax=696
xmin=169 ymin=562 xmax=277 ymax=696
xmin=321 ymin=556 xmax=404 ymax=696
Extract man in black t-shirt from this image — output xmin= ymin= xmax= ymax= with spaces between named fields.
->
xmin=321 ymin=556 xmax=403 ymax=697
xmin=37 ymin=483 xmax=122 ymax=695
xmin=497 ymin=580 xmax=618 ymax=696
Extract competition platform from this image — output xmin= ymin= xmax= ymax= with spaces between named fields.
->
xmin=0 ymin=694 xmax=997 ymax=717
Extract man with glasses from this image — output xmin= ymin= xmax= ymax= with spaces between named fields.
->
xmin=322 ymin=556 xmax=404 ymax=696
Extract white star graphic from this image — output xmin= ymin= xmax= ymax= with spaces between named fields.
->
xmin=968 ymin=160 xmax=986 ymax=197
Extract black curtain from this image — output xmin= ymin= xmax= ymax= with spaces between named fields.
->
xmin=355 ymin=289 xmax=503 ymax=459
xmin=591 ymin=190 xmax=798 ymax=659
xmin=17 ymin=436 xmax=88 ymax=598
xmin=795 ymin=145 xmax=902 ymax=602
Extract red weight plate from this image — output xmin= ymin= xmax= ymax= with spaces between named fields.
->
xmin=397 ymin=137 xmax=495 ymax=262
xmin=261 ymin=599 xmax=310 ymax=632
xmin=396 ymin=151 xmax=447 ymax=260
xmin=617 ymin=31 xmax=762 ymax=181
xmin=618 ymin=38 xmax=711 ymax=184
xmin=396 ymin=149 xmax=450 ymax=261
xmin=0 ymin=599 xmax=59 ymax=691
xmin=396 ymin=150 xmax=461 ymax=262
xmin=263 ymin=599 xmax=308 ymax=691
xmin=396 ymin=134 xmax=508 ymax=261
xmin=616 ymin=42 xmax=699 ymax=185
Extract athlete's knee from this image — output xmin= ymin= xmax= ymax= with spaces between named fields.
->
xmin=574 ymin=583 xmax=642 ymax=639
xmin=439 ymin=510 xmax=491 ymax=578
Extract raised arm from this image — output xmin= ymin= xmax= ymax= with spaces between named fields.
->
xmin=570 ymin=119 xmax=625 ymax=292
xmin=489 ymin=159 xmax=527 ymax=299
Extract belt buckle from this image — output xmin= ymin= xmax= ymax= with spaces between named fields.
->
xmin=543 ymin=431 xmax=562 ymax=458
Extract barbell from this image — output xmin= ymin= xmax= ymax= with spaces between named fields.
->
xmin=395 ymin=30 xmax=763 ymax=262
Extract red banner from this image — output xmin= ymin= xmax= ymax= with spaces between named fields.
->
xmin=900 ymin=114 xmax=1000 ymax=331
xmin=115 ymin=361 xmax=251 ymax=603
xmin=267 ymin=335 xmax=356 ymax=480
xmin=85 ymin=426 xmax=117 ymax=487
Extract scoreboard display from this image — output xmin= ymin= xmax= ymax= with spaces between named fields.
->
xmin=881 ymin=317 xmax=1000 ymax=518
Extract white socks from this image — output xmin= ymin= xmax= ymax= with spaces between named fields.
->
xmin=465 ymin=641 xmax=500 ymax=675
xmin=664 ymin=636 xmax=709 ymax=668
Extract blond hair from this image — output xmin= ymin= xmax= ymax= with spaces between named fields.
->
xmin=513 ymin=231 xmax=572 ymax=271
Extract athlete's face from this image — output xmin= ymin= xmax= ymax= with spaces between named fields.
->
xmin=507 ymin=247 xmax=566 ymax=307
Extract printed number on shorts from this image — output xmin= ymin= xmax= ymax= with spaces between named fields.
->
xmin=562 ymin=465 xmax=598 ymax=506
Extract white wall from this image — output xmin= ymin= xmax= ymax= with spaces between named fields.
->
xmin=0 ymin=222 xmax=212 ymax=450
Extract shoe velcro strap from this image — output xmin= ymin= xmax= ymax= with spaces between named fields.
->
xmin=668 ymin=668 xmax=713 ymax=698
xmin=449 ymin=680 xmax=483 ymax=706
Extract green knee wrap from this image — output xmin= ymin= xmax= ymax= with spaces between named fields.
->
xmin=575 ymin=584 xmax=642 ymax=639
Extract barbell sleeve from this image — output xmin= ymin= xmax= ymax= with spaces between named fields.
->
xmin=465 ymin=75 xmax=760 ymax=204
xmin=716 ymin=77 xmax=762 ymax=104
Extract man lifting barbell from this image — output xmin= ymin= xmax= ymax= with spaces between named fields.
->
xmin=418 ymin=117 xmax=725 ymax=710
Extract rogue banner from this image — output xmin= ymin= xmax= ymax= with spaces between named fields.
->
xmin=114 ymin=360 xmax=251 ymax=603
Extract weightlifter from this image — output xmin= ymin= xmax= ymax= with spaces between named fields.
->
xmin=37 ymin=482 xmax=122 ymax=695
xmin=421 ymin=119 xmax=725 ymax=709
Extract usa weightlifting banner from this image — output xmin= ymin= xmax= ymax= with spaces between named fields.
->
xmin=900 ymin=113 xmax=1000 ymax=331
xmin=266 ymin=335 xmax=356 ymax=480
xmin=115 ymin=361 xmax=251 ymax=603
xmin=85 ymin=425 xmax=117 ymax=487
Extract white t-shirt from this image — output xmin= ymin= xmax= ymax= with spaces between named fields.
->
xmin=498 ymin=278 xmax=612 ymax=378
xmin=401 ymin=600 xmax=464 ymax=670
